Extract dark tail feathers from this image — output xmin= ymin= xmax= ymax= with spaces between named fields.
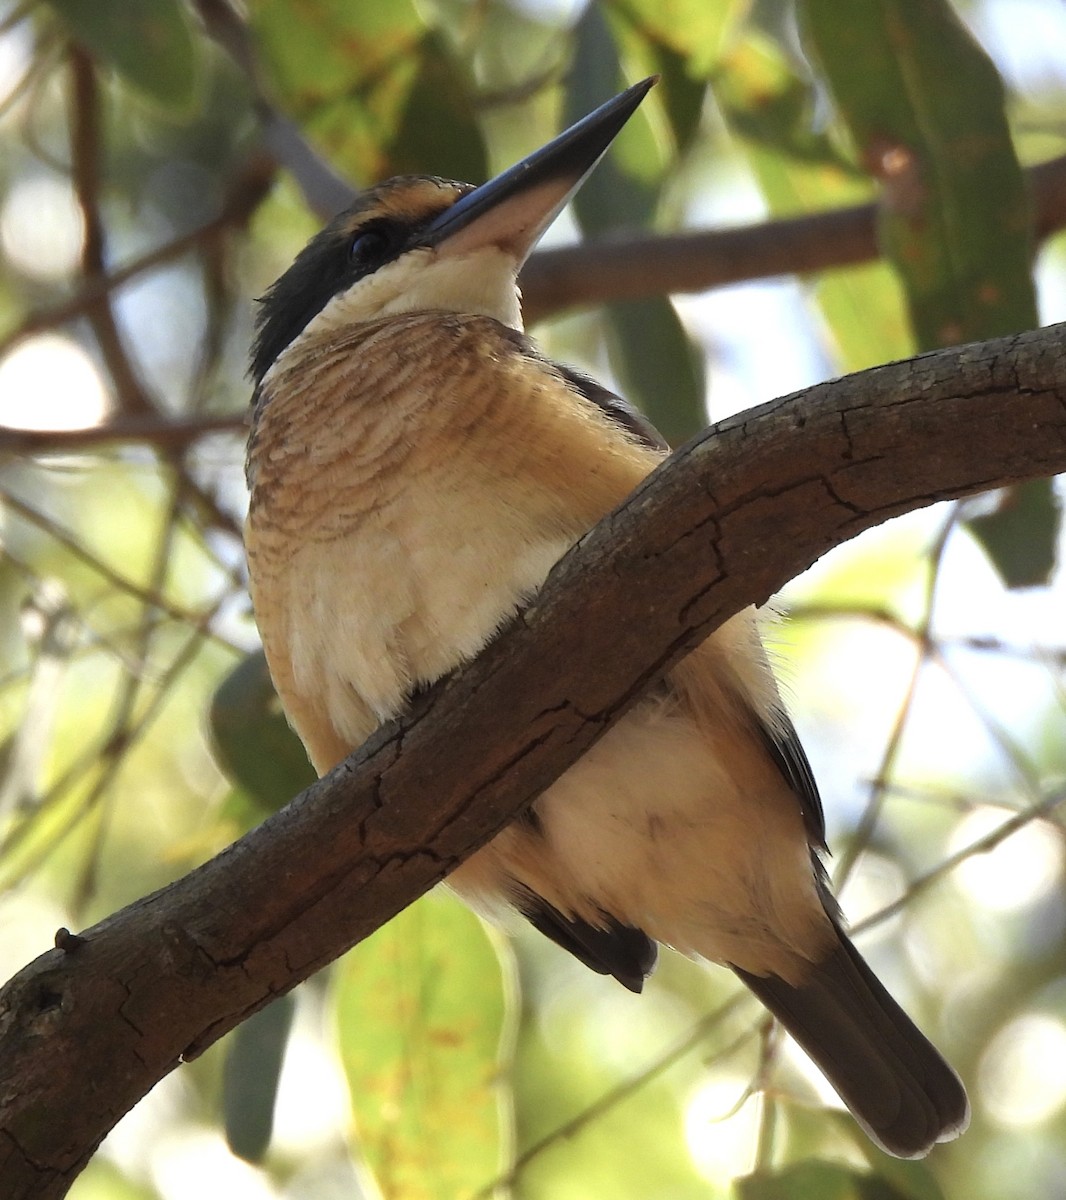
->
xmin=735 ymin=928 xmax=969 ymax=1158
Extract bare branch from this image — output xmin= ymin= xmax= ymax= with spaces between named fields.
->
xmin=6 ymin=145 xmax=1066 ymax=368
xmin=0 ymin=156 xmax=274 ymax=360
xmin=67 ymin=48 xmax=155 ymax=416
xmin=0 ymin=413 xmax=247 ymax=453
xmin=520 ymin=153 xmax=1066 ymax=322
xmin=1 ymin=324 xmax=1065 ymax=1196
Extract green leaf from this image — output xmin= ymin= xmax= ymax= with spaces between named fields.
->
xmin=800 ymin=0 xmax=1038 ymax=350
xmin=249 ymin=0 xmax=486 ymax=183
xmin=250 ymin=0 xmax=422 ymax=99
xmin=605 ymin=297 xmax=706 ymax=444
xmin=46 ymin=0 xmax=201 ymax=112
xmin=605 ymin=0 xmax=747 ymax=77
xmin=385 ymin=34 xmax=488 ymax=182
xmin=602 ymin=0 xmax=743 ymax=153
xmin=737 ymin=1158 xmax=944 ymax=1200
xmin=566 ymin=2 xmax=663 ymax=230
xmin=566 ymin=5 xmax=704 ymax=441
xmin=648 ymin=41 xmax=710 ymax=154
xmin=333 ymin=892 xmax=514 ymax=1200
xmin=223 ymin=994 xmax=297 ymax=1163
xmin=968 ymin=479 xmax=1061 ymax=588
xmin=209 ymin=651 xmax=316 ymax=814
xmin=717 ymin=33 xmax=911 ymax=373
xmin=716 ymin=32 xmax=849 ymax=169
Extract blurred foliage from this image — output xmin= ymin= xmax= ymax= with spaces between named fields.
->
xmin=223 ymin=993 xmax=298 ymax=1163
xmin=333 ymin=893 xmax=514 ymax=1200
xmin=0 ymin=1 xmax=1064 ymax=1199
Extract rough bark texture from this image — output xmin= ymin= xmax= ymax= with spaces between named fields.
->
xmin=2 ymin=325 xmax=1065 ymax=1195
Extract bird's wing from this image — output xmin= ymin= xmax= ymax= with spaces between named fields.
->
xmin=552 ymin=362 xmax=671 ymax=452
xmin=502 ymin=327 xmax=670 ymax=453
xmin=756 ymin=711 xmax=828 ymax=851
xmin=515 ymin=886 xmax=658 ymax=993
xmin=512 ymin=327 xmax=827 ymax=850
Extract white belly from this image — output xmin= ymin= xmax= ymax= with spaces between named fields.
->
xmin=283 ymin=497 xmax=573 ymax=746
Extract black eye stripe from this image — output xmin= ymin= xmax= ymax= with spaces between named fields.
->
xmin=251 ymin=184 xmax=464 ymax=388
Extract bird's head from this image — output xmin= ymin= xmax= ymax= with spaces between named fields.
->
xmin=251 ymin=77 xmax=656 ymax=388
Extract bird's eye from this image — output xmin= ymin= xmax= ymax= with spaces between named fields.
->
xmin=349 ymin=225 xmax=395 ymax=270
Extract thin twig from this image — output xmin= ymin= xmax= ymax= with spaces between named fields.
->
xmin=69 ymin=474 xmax=189 ymax=913
xmin=833 ymin=511 xmax=958 ymax=888
xmin=0 ymin=485 xmax=233 ymax=638
xmin=67 ymin=47 xmax=155 ymax=415
xmin=0 ymin=618 xmax=220 ymax=892
xmin=472 ymin=994 xmax=749 ymax=1199
xmin=0 ymin=154 xmax=275 ymax=359
xmin=851 ymin=788 xmax=1066 ymax=936
xmin=0 ymin=413 xmax=248 ymax=453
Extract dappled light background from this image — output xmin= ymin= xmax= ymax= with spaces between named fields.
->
xmin=1 ymin=0 xmax=1066 ymax=1198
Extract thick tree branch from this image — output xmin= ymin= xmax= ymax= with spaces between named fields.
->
xmin=1 ymin=325 xmax=1065 ymax=1196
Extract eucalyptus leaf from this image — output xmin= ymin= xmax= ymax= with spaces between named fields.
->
xmin=47 ymin=0 xmax=201 ymax=112
xmin=801 ymin=0 xmax=1037 ymax=349
xmin=223 ymin=994 xmax=297 ymax=1163
xmin=209 ymin=651 xmax=315 ymax=814
xmin=333 ymin=893 xmax=514 ymax=1200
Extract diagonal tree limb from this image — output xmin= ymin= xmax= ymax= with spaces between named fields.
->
xmin=1 ymin=324 xmax=1065 ymax=1197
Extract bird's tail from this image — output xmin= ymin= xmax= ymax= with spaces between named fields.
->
xmin=734 ymin=928 xmax=969 ymax=1158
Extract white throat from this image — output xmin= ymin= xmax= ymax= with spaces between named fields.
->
xmin=303 ymin=243 xmax=524 ymax=342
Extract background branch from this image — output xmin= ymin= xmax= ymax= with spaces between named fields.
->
xmin=521 ymin=153 xmax=1066 ymax=323
xmin=5 ymin=149 xmax=1066 ymax=380
xmin=1 ymin=323 xmax=1065 ymax=1197
xmin=67 ymin=46 xmax=154 ymax=416
xmin=0 ymin=412 xmax=247 ymax=453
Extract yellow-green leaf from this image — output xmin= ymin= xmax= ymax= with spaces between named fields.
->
xmin=801 ymin=0 xmax=1037 ymax=350
xmin=333 ymin=892 xmax=514 ymax=1200
xmin=605 ymin=0 xmax=747 ymax=77
xmin=249 ymin=0 xmax=486 ymax=183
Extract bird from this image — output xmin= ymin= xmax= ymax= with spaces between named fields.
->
xmin=244 ymin=76 xmax=969 ymax=1159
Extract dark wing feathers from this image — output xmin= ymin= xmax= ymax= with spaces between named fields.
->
xmin=503 ymin=327 xmax=670 ymax=452
xmin=756 ymin=710 xmax=828 ymax=850
xmin=553 ymin=362 xmax=671 ymax=452
xmin=515 ymin=887 xmax=657 ymax=993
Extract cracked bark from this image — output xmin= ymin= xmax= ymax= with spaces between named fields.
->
xmin=2 ymin=325 xmax=1066 ymax=1196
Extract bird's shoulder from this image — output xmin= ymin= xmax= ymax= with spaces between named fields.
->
xmin=491 ymin=322 xmax=669 ymax=453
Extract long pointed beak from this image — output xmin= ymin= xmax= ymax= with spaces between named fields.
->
xmin=421 ymin=76 xmax=657 ymax=266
